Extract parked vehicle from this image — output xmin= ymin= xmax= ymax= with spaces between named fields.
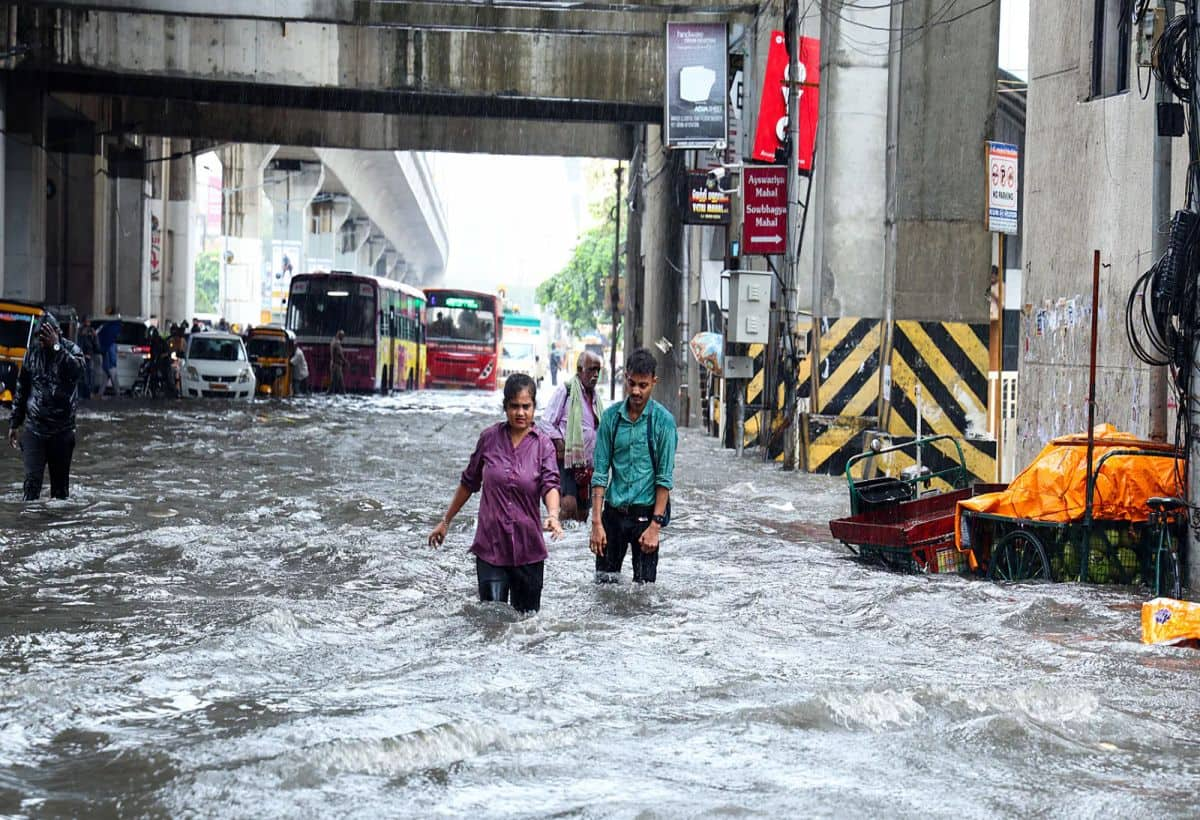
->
xmin=499 ymin=313 xmax=547 ymax=385
xmin=246 ymin=325 xmax=294 ymax=397
xmin=0 ymin=300 xmax=46 ymax=404
xmin=181 ymin=332 xmax=256 ymax=400
xmin=94 ymin=317 xmax=152 ymax=394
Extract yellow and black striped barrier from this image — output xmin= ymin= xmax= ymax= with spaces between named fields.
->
xmin=884 ymin=320 xmax=997 ymax=483
xmin=793 ymin=317 xmax=883 ymax=473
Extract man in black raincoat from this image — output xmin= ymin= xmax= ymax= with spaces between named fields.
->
xmin=7 ymin=313 xmax=86 ymax=500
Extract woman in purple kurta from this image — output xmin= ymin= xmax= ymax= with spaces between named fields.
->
xmin=428 ymin=373 xmax=563 ymax=613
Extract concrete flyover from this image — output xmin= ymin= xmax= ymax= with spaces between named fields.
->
xmin=14 ymin=1 xmax=758 ymax=158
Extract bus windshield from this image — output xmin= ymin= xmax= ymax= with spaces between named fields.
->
xmin=427 ymin=301 xmax=496 ymax=346
xmin=287 ymin=277 xmax=377 ymax=339
xmin=0 ymin=313 xmax=35 ymax=349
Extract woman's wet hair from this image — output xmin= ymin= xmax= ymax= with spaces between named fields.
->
xmin=503 ymin=373 xmax=537 ymax=407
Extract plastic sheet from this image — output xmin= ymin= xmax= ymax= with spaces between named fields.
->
xmin=955 ymin=425 xmax=1181 ymax=547
xmin=1142 ymin=597 xmax=1200 ymax=645
xmin=689 ymin=331 xmax=724 ymax=376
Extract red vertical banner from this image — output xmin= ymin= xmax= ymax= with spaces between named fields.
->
xmin=751 ymin=33 xmax=820 ymax=172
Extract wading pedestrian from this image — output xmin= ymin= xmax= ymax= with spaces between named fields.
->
xmin=590 ymin=348 xmax=677 ymax=584
xmin=290 ymin=342 xmax=309 ymax=395
xmin=538 ymin=350 xmax=604 ymax=522
xmin=428 ymin=373 xmax=563 ymax=613
xmin=7 ymin=314 xmax=87 ymax=500
xmin=329 ymin=329 xmax=347 ymax=394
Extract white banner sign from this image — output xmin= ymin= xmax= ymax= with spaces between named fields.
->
xmin=986 ymin=141 xmax=1019 ymax=235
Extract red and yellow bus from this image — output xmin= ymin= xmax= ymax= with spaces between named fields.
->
xmin=286 ymin=271 xmax=426 ymax=393
xmin=423 ymin=288 xmax=501 ymax=390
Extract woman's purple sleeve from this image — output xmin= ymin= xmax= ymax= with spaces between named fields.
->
xmin=460 ymin=429 xmax=487 ymax=492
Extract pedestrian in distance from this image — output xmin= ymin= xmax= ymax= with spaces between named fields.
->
xmin=7 ymin=313 xmax=87 ymax=500
xmin=76 ymin=317 xmax=99 ymax=401
xmin=290 ymin=342 xmax=309 ymax=395
xmin=329 ymin=329 xmax=347 ymax=394
xmin=428 ymin=373 xmax=564 ymax=614
xmin=538 ymin=349 xmax=604 ymax=522
xmin=590 ymin=347 xmax=677 ymax=584
xmin=96 ymin=317 xmax=121 ymax=398
xmin=549 ymin=344 xmax=561 ymax=387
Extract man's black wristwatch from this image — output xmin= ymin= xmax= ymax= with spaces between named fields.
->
xmin=650 ymin=514 xmax=667 ymax=526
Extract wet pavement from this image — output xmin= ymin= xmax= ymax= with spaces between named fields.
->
xmin=1 ymin=391 xmax=1199 ymax=817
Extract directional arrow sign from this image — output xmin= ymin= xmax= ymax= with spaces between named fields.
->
xmin=742 ymin=165 xmax=788 ymax=255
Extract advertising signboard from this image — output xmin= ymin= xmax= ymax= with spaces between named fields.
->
xmin=665 ymin=22 xmax=729 ymax=149
xmin=743 ymin=166 xmax=788 ymax=255
xmin=986 ymin=141 xmax=1019 ymax=234
xmin=683 ymin=172 xmax=731 ymax=225
xmin=751 ymin=32 xmax=821 ymax=172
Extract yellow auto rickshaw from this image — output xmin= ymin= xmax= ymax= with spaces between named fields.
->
xmin=246 ymin=325 xmax=294 ymax=397
xmin=0 ymin=300 xmax=46 ymax=404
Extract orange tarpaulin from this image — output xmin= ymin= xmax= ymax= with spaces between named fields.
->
xmin=954 ymin=425 xmax=1182 ymax=549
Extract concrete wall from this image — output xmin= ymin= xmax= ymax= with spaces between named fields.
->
xmin=811 ymin=1 xmax=890 ymax=319
xmin=893 ymin=0 xmax=1000 ymax=322
xmin=1020 ymin=0 xmax=1167 ymax=464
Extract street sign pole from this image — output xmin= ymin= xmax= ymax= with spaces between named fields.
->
xmin=782 ymin=0 xmax=802 ymax=467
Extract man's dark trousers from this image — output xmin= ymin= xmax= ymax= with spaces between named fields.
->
xmin=597 ymin=504 xmax=659 ymax=583
xmin=21 ymin=428 xmax=76 ymax=500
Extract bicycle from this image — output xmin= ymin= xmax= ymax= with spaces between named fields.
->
xmin=1147 ymin=495 xmax=1187 ymax=599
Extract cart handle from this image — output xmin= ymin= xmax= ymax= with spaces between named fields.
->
xmin=1083 ymin=447 xmax=1186 ymax=528
xmin=845 ymin=434 xmax=969 ymax=492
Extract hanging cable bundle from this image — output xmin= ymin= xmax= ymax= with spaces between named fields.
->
xmin=1153 ymin=13 xmax=1195 ymax=103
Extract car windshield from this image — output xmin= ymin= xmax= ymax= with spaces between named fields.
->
xmin=247 ymin=336 xmax=288 ymax=359
xmin=286 ymin=277 xmax=376 ymax=339
xmin=503 ymin=342 xmax=535 ymax=360
xmin=0 ymin=313 xmax=35 ymax=348
xmin=189 ymin=337 xmax=246 ymax=361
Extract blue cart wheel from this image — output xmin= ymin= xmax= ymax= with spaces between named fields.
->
xmin=988 ymin=530 xmax=1051 ymax=583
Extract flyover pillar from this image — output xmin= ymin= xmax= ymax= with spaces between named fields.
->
xmin=305 ymin=194 xmax=351 ymax=272
xmin=221 ymin=144 xmax=277 ymax=325
xmin=637 ymin=125 xmax=683 ymax=419
xmin=156 ymin=138 xmax=198 ymax=326
xmin=2 ymin=79 xmax=46 ymax=302
xmin=45 ymin=120 xmax=99 ymax=313
xmin=263 ymin=160 xmax=323 ymax=322
xmin=359 ymin=231 xmax=387 ymax=279
xmin=335 ymin=211 xmax=370 ymax=272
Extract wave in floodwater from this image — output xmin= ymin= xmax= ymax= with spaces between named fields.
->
xmin=1 ymin=391 xmax=1200 ymax=818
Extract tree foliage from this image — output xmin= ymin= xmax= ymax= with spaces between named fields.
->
xmin=537 ymin=174 xmax=625 ymax=336
xmin=194 ymin=250 xmax=220 ymax=314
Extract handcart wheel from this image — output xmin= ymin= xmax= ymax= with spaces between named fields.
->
xmin=987 ymin=530 xmax=1051 ymax=583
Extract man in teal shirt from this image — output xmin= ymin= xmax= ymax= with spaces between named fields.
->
xmin=589 ymin=348 xmax=677 ymax=583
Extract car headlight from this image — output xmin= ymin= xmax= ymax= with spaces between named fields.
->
xmin=186 ymin=366 xmax=199 ymax=380
xmin=238 ymin=368 xmax=252 ymax=383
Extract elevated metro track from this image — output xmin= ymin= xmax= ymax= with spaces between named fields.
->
xmin=9 ymin=1 xmax=758 ymax=157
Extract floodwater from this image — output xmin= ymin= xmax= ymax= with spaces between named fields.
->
xmin=1 ymin=391 xmax=1199 ymax=818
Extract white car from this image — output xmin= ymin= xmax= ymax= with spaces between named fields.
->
xmin=181 ymin=332 xmax=256 ymax=400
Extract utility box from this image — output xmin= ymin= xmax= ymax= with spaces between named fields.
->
xmin=728 ymin=270 xmax=772 ymax=343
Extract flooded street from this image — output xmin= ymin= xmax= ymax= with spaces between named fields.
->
xmin=2 ymin=391 xmax=1199 ymax=817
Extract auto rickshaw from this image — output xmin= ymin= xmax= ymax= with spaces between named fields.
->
xmin=0 ymin=300 xmax=46 ymax=404
xmin=246 ymin=325 xmax=294 ymax=397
